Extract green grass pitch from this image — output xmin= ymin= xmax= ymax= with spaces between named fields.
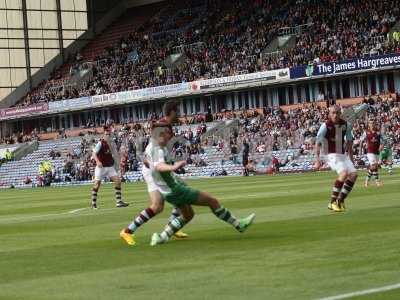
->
xmin=0 ymin=171 xmax=399 ymax=300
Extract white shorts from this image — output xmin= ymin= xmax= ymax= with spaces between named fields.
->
xmin=94 ymin=166 xmax=118 ymax=181
xmin=326 ymin=153 xmax=356 ymax=174
xmin=142 ymin=166 xmax=158 ymax=193
xmin=367 ymin=153 xmax=379 ymax=165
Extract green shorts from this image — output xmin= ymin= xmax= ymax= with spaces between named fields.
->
xmin=162 ymin=184 xmax=200 ymax=207
xmin=379 ymin=149 xmax=392 ymax=161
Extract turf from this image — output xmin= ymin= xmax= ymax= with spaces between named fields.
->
xmin=0 ymin=171 xmax=399 ymax=300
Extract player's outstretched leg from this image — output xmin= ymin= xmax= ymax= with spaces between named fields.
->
xmin=337 ymin=171 xmax=358 ymax=211
xmin=121 ymin=191 xmax=164 ymax=246
xmin=111 ymin=175 xmax=129 ymax=207
xmin=165 ymin=207 xmax=189 ymax=239
xmin=195 ymin=192 xmax=255 ymax=233
xmin=91 ymin=181 xmax=101 ymax=209
xmin=151 ymin=191 xmax=255 ymax=246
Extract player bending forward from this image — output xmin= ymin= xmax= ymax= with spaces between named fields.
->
xmin=119 ymin=134 xmax=188 ymax=244
xmin=120 ymin=101 xmax=190 ymax=245
xmin=122 ymin=123 xmax=255 ymax=246
xmin=314 ymin=106 xmax=358 ymax=212
xmin=361 ymin=120 xmax=382 ymax=187
xmin=91 ymin=126 xmax=129 ymax=209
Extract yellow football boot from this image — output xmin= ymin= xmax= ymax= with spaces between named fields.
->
xmin=120 ymin=229 xmax=136 ymax=246
xmin=174 ymin=230 xmax=189 ymax=239
xmin=331 ymin=202 xmax=345 ymax=212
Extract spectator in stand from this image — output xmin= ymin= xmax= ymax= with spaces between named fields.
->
xmin=13 ymin=0 xmax=400 ymax=108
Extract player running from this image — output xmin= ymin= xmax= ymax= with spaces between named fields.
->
xmin=379 ymin=128 xmax=394 ymax=175
xmin=361 ymin=120 xmax=382 ymax=187
xmin=122 ymin=123 xmax=255 ymax=246
xmin=314 ymin=105 xmax=358 ymax=212
xmin=91 ymin=126 xmax=129 ymax=209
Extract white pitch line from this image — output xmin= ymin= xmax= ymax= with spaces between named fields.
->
xmin=318 ymin=282 xmax=400 ymax=300
xmin=69 ymin=208 xmax=87 ymax=214
xmin=0 ymin=202 xmax=139 ymax=223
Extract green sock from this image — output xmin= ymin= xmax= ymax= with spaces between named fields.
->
xmin=160 ymin=216 xmax=186 ymax=241
xmin=212 ymin=206 xmax=240 ymax=229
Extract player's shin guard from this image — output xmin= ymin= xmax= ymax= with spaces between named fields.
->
xmin=160 ymin=216 xmax=187 ymax=241
xmin=91 ymin=188 xmax=98 ymax=205
xmin=127 ymin=208 xmax=155 ymax=233
xmin=212 ymin=206 xmax=240 ymax=230
xmin=115 ymin=186 xmax=122 ymax=203
xmin=337 ymin=179 xmax=355 ymax=204
xmin=331 ymin=180 xmax=344 ymax=203
xmin=169 ymin=207 xmax=181 ymax=222
xmin=163 ymin=207 xmax=182 ymax=232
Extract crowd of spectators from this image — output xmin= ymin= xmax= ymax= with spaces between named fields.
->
xmin=2 ymin=91 xmax=400 ymax=185
xmin=0 ymin=131 xmax=37 ymax=145
xmin=16 ymin=0 xmax=400 ymax=107
xmin=267 ymin=0 xmax=400 ymax=68
xmin=86 ymin=92 xmax=400 ymax=177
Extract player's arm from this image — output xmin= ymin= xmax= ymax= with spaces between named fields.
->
xmin=345 ymin=124 xmax=354 ymax=163
xmin=155 ymin=161 xmax=186 ymax=172
xmin=314 ymin=123 xmax=327 ymax=169
xmin=92 ymin=142 xmax=103 ymax=168
xmin=152 ymin=148 xmax=186 ymax=172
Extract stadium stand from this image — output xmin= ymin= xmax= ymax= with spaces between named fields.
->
xmin=1 ymin=93 xmax=399 ymax=188
xmin=15 ymin=0 xmax=400 ymax=107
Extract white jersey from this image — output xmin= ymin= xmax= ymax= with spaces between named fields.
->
xmin=143 ymin=139 xmax=176 ymax=194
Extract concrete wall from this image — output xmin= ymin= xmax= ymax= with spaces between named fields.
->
xmin=0 ymin=1 xmax=126 ymax=110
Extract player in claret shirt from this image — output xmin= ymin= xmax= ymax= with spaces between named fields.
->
xmin=91 ymin=126 xmax=129 ymax=209
xmin=361 ymin=120 xmax=382 ymax=187
xmin=314 ymin=105 xmax=358 ymax=212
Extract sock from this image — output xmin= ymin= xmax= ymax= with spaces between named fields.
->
xmin=388 ymin=164 xmax=393 ymax=174
xmin=164 ymin=207 xmax=181 ymax=232
xmin=160 ymin=216 xmax=186 ymax=241
xmin=169 ymin=207 xmax=181 ymax=222
xmin=212 ymin=206 xmax=240 ymax=229
xmin=115 ymin=186 xmax=122 ymax=203
xmin=337 ymin=179 xmax=355 ymax=204
xmin=365 ymin=170 xmax=372 ymax=182
xmin=91 ymin=188 xmax=98 ymax=204
xmin=372 ymin=171 xmax=379 ymax=181
xmin=331 ymin=180 xmax=344 ymax=203
xmin=127 ymin=208 xmax=155 ymax=233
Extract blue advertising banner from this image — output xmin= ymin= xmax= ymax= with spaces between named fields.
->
xmin=290 ymin=53 xmax=400 ymax=79
xmin=48 ymin=96 xmax=91 ymax=112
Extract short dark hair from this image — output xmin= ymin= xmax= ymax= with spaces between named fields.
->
xmin=163 ymin=100 xmax=179 ymax=117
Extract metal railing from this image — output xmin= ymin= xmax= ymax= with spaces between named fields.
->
xmin=172 ymin=42 xmax=205 ymax=54
xmin=261 ymin=50 xmax=283 ymax=60
xmin=370 ymin=34 xmax=389 ymax=45
xmin=362 ymin=34 xmax=390 ymax=56
xmin=278 ymin=23 xmax=314 ymax=36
